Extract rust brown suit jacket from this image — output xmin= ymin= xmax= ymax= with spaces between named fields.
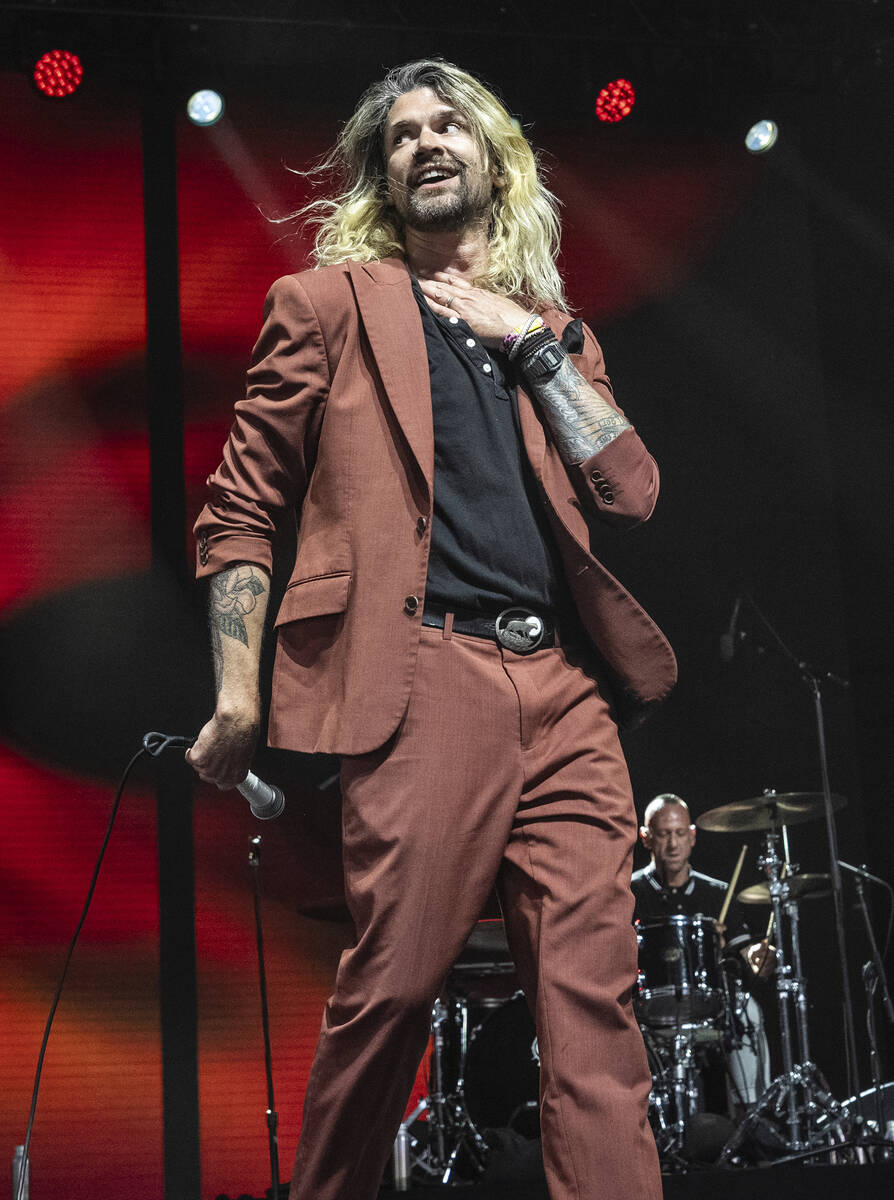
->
xmin=194 ymin=257 xmax=677 ymax=754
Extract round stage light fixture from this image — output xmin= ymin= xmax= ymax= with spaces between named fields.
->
xmin=186 ymin=89 xmax=224 ymax=127
xmin=595 ymin=78 xmax=636 ymax=124
xmin=745 ymin=119 xmax=778 ymax=154
xmin=33 ymin=49 xmax=84 ymax=98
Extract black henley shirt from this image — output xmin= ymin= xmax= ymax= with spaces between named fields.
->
xmin=412 ymin=279 xmax=571 ymax=618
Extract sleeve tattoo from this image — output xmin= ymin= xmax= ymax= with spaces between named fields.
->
xmin=528 ymin=354 xmax=631 ymax=465
xmin=209 ymin=565 xmax=267 ymax=693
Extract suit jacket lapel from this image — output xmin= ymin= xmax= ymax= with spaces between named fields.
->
xmin=349 ymin=258 xmax=434 ymax=493
xmin=516 ymin=384 xmax=547 ymax=482
xmin=519 ymin=386 xmax=584 ymax=530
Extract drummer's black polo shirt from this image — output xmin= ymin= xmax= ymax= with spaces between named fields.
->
xmin=631 ymin=863 xmax=750 ymax=942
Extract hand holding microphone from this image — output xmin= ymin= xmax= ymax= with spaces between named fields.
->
xmin=237 ymin=772 xmax=285 ymax=820
xmin=186 ymin=711 xmax=285 ymax=819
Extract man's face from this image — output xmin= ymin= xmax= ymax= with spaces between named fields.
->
xmin=383 ymin=87 xmax=494 ymax=234
xmin=641 ymin=804 xmax=696 ymax=880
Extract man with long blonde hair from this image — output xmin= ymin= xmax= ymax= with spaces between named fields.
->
xmin=189 ymin=58 xmax=675 ymax=1200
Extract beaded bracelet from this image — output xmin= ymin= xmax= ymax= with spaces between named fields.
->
xmin=503 ymin=313 xmax=544 ymax=357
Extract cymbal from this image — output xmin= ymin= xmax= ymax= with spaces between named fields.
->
xmin=737 ymin=873 xmax=832 ymax=905
xmin=696 ymin=791 xmax=846 ymax=833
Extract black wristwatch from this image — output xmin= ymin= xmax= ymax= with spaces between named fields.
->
xmin=518 ymin=337 xmax=567 ymax=382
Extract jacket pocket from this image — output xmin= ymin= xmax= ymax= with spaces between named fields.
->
xmin=273 ymin=571 xmax=351 ymax=626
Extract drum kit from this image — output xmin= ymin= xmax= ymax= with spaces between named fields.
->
xmin=392 ymin=787 xmax=893 ymax=1187
xmin=639 ymin=788 xmax=853 ymax=1168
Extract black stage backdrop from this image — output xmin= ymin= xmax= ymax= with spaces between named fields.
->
xmin=1 ymin=9 xmax=892 ymax=1198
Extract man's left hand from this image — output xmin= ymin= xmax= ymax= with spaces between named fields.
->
xmin=417 ymin=271 xmax=532 ymax=347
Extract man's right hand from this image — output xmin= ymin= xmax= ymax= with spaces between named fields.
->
xmin=186 ymin=707 xmax=259 ymax=791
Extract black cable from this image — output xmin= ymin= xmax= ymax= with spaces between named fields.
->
xmin=15 ymin=731 xmax=193 ymax=1200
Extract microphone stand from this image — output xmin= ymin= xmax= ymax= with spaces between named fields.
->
xmin=841 ymin=860 xmax=894 ymax=1147
xmin=249 ymin=836 xmax=282 ymax=1200
xmin=731 ymin=594 xmax=861 ymax=1107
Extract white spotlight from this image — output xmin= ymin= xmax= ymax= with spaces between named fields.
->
xmin=745 ymin=119 xmax=778 ymax=154
xmin=187 ymin=89 xmax=224 ymax=127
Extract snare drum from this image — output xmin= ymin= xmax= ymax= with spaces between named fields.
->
xmin=635 ymin=915 xmax=723 ymax=1027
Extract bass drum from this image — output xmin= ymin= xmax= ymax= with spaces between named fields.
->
xmin=462 ymin=992 xmax=540 ymax=1136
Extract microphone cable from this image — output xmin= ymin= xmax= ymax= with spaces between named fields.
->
xmin=14 ymin=730 xmax=194 ymax=1200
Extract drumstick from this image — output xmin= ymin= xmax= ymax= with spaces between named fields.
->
xmin=718 ymin=843 xmax=748 ymax=927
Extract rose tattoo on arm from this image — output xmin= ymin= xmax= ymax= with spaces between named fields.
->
xmin=210 ymin=565 xmax=267 ymax=693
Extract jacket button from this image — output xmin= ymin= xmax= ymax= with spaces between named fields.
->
xmin=602 ymin=491 xmax=615 ymax=504
xmin=590 ymin=469 xmax=603 ymax=482
xmin=416 ymin=516 xmax=428 ymax=535
xmin=404 ymin=595 xmax=420 ymax=614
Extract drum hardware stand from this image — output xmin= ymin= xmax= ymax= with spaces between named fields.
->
xmin=395 ymin=997 xmax=490 ymax=1186
xmin=731 ymin=593 xmax=859 ymax=1100
xmin=719 ymin=820 xmax=848 ymax=1162
xmin=670 ymin=1029 xmax=702 ymax=1155
xmin=641 ymin=1020 xmax=706 ymax=1168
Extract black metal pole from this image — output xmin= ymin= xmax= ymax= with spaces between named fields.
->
xmin=143 ymin=89 xmax=201 ymax=1200
xmin=737 ymin=594 xmax=861 ymax=1103
xmin=809 ymin=676 xmax=860 ymax=1102
xmin=249 ymin=836 xmax=282 ymax=1200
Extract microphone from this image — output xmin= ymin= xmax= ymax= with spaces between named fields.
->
xmin=720 ymin=595 xmax=742 ymax=662
xmin=838 ymin=859 xmax=888 ymax=888
xmin=238 ymin=771 xmax=286 ymax=820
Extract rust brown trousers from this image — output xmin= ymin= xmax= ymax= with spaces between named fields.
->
xmin=194 ymin=259 xmax=677 ymax=1199
xmin=290 ymin=624 xmax=662 ymax=1200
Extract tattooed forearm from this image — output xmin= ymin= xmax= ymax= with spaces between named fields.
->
xmin=209 ymin=565 xmax=268 ymax=694
xmin=525 ymin=354 xmax=631 ymax=465
xmin=211 ymin=622 xmax=224 ymax=694
xmin=210 ymin=565 xmax=267 ymax=645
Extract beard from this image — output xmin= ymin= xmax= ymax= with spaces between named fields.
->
xmin=400 ymin=161 xmax=492 ymax=233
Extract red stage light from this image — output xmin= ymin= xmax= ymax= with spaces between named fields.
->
xmin=33 ymin=50 xmax=84 ymax=99
xmin=595 ymin=78 xmax=636 ymax=124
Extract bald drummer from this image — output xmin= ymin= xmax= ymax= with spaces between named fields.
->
xmin=632 ymin=793 xmax=772 ymax=1110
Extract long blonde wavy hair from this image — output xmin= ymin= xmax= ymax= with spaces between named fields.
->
xmin=300 ymin=59 xmax=566 ymax=310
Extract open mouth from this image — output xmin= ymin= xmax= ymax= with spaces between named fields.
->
xmin=412 ymin=166 xmax=459 ymax=189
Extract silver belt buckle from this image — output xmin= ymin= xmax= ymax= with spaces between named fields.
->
xmin=495 ymin=607 xmax=545 ymax=654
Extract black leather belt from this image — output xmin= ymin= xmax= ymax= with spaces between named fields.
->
xmin=421 ymin=603 xmax=558 ymax=654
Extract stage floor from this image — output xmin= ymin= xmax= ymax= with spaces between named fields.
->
xmin=373 ymin=1159 xmax=894 ymax=1200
